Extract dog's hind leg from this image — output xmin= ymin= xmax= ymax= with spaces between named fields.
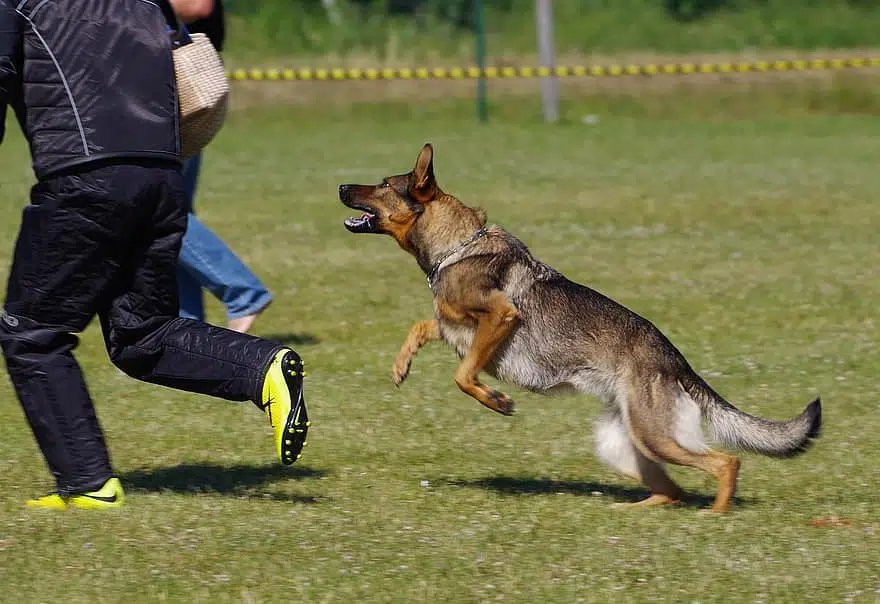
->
xmin=595 ymin=411 xmax=684 ymax=508
xmin=392 ymin=319 xmax=440 ymax=385
xmin=626 ymin=381 xmax=741 ymax=513
xmin=449 ymin=290 xmax=521 ymax=416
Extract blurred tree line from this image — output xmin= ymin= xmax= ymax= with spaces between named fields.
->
xmin=227 ymin=0 xmax=880 ymax=28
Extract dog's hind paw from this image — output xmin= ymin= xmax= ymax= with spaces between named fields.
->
xmin=488 ymin=389 xmax=516 ymax=416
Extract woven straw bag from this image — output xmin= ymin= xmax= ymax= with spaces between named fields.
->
xmin=172 ymin=32 xmax=229 ymax=158
xmin=158 ymin=0 xmax=229 ymax=158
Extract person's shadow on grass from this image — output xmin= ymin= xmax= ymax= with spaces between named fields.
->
xmin=120 ymin=463 xmax=327 ymax=503
xmin=447 ymin=475 xmax=754 ymax=509
xmin=258 ymin=332 xmax=321 ymax=347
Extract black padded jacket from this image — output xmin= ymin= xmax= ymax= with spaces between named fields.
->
xmin=0 ymin=0 xmax=182 ymax=179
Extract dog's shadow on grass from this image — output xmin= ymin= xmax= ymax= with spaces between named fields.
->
xmin=447 ymin=475 xmax=755 ymax=509
xmin=120 ymin=463 xmax=327 ymax=503
xmin=259 ymin=332 xmax=321 ymax=347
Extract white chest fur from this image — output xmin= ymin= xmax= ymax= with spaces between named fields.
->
xmin=434 ymin=301 xmax=476 ymax=359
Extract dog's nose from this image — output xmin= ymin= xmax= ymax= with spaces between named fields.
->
xmin=338 ymin=184 xmax=353 ymax=202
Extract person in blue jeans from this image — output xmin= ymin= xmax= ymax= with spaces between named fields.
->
xmin=172 ymin=0 xmax=271 ymax=334
xmin=177 ymin=153 xmax=273 ymax=332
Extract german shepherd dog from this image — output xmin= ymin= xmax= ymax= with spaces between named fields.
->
xmin=338 ymin=143 xmax=822 ymax=512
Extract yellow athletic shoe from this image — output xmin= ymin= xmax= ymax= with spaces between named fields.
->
xmin=25 ymin=493 xmax=68 ymax=510
xmin=259 ymin=349 xmax=310 ymax=464
xmin=67 ymin=478 xmax=124 ymax=509
xmin=26 ymin=477 xmax=124 ymax=510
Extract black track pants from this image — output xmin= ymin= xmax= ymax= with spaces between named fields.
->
xmin=0 ymin=161 xmax=285 ymax=495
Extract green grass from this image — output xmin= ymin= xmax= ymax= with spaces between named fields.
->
xmin=223 ymin=0 xmax=880 ymax=64
xmin=2 ymin=92 xmax=880 ymax=602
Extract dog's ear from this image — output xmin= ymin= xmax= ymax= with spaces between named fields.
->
xmin=410 ymin=143 xmax=436 ymax=203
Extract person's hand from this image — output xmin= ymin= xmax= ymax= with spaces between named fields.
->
xmin=168 ymin=0 xmax=214 ymax=24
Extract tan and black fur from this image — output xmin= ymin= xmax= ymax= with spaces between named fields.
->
xmin=338 ymin=143 xmax=822 ymax=513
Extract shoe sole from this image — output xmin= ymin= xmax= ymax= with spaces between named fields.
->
xmin=281 ymin=353 xmax=310 ymax=465
xmin=67 ymin=498 xmax=124 ymax=510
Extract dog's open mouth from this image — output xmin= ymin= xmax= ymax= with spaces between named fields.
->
xmin=343 ymin=207 xmax=379 ymax=233
xmin=339 ymin=185 xmax=382 ymax=234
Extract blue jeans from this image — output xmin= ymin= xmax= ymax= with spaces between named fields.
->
xmin=176 ymin=153 xmax=273 ymax=321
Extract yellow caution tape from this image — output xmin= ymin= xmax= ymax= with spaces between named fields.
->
xmin=228 ymin=58 xmax=880 ymax=82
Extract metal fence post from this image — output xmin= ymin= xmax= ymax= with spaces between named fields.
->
xmin=475 ymin=0 xmax=489 ymax=123
xmin=535 ymin=0 xmax=559 ymax=123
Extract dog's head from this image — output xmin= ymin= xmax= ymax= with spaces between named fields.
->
xmin=339 ymin=143 xmax=487 ymax=259
xmin=338 ymin=142 xmax=442 ymax=239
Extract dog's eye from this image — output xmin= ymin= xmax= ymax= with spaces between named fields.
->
xmin=381 ymin=182 xmax=391 ymax=188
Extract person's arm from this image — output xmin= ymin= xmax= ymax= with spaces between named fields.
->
xmin=0 ymin=4 xmax=23 ymax=145
xmin=168 ymin=0 xmax=214 ymax=24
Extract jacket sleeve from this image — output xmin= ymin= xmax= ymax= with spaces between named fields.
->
xmin=0 ymin=3 xmax=23 ymax=145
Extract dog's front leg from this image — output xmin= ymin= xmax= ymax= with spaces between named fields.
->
xmin=450 ymin=290 xmax=522 ymax=416
xmin=392 ymin=319 xmax=440 ymax=385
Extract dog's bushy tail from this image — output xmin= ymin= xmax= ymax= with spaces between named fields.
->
xmin=684 ymin=377 xmax=822 ymax=458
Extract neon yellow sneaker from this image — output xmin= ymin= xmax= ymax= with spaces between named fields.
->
xmin=25 ymin=493 xmax=68 ymax=510
xmin=259 ymin=349 xmax=310 ymax=464
xmin=26 ymin=477 xmax=124 ymax=510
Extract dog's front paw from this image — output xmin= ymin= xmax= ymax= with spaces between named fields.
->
xmin=391 ymin=355 xmax=412 ymax=386
xmin=488 ymin=389 xmax=516 ymax=416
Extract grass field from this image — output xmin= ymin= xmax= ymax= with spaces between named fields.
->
xmin=1 ymin=88 xmax=880 ymax=603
